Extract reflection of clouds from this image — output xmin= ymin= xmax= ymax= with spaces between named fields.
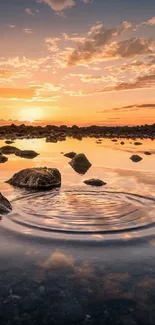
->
xmin=137 ymin=278 xmax=155 ymax=289
xmin=41 ymin=249 xmax=75 ymax=269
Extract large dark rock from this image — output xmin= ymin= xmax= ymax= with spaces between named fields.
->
xmin=0 ymin=145 xmax=20 ymax=155
xmin=69 ymin=154 xmax=92 ymax=175
xmin=6 ymin=167 xmax=61 ymax=190
xmin=64 ymin=152 xmax=76 ymax=159
xmin=0 ymin=193 xmax=12 ymax=214
xmin=0 ymin=155 xmax=8 ymax=163
xmin=15 ymin=150 xmax=39 ymax=159
xmin=84 ymin=179 xmax=107 ymax=186
xmin=130 ymin=155 xmax=143 ymax=162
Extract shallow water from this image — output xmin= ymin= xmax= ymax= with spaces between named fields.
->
xmin=0 ymin=137 xmax=155 ymax=324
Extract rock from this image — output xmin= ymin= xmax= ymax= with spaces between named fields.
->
xmin=15 ymin=150 xmax=39 ymax=159
xmin=6 ymin=167 xmax=61 ymax=190
xmin=5 ymin=140 xmax=15 ymax=144
xmin=0 ymin=192 xmax=12 ymax=214
xmin=0 ymin=155 xmax=8 ymax=163
xmin=144 ymin=151 xmax=152 ymax=155
xmin=130 ymin=155 xmax=143 ymax=162
xmin=112 ymin=139 xmax=118 ymax=142
xmin=84 ymin=179 xmax=106 ymax=186
xmin=69 ymin=154 xmax=92 ymax=174
xmin=120 ymin=141 xmax=125 ymax=145
xmin=0 ymin=145 xmax=20 ymax=155
xmin=46 ymin=136 xmax=57 ymax=143
xmin=134 ymin=142 xmax=142 ymax=146
xmin=64 ymin=152 xmax=76 ymax=159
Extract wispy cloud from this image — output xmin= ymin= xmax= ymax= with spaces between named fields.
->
xmin=25 ymin=8 xmax=34 ymax=15
xmin=37 ymin=0 xmax=89 ymax=12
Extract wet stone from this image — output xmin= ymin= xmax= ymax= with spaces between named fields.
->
xmin=130 ymin=155 xmax=143 ymax=163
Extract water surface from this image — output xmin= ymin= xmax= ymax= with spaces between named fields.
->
xmin=0 ymin=137 xmax=155 ymax=324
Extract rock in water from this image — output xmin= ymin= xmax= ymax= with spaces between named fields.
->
xmin=0 ymin=193 xmax=12 ymax=214
xmin=64 ymin=152 xmax=76 ymax=159
xmin=84 ymin=179 xmax=106 ymax=186
xmin=134 ymin=141 xmax=142 ymax=146
xmin=15 ymin=150 xmax=39 ymax=159
xmin=130 ymin=155 xmax=143 ymax=162
xmin=0 ymin=145 xmax=20 ymax=155
xmin=6 ymin=167 xmax=61 ymax=190
xmin=69 ymin=154 xmax=92 ymax=174
xmin=5 ymin=140 xmax=15 ymax=144
xmin=144 ymin=151 xmax=152 ymax=155
xmin=0 ymin=155 xmax=8 ymax=163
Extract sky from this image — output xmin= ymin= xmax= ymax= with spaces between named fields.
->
xmin=0 ymin=0 xmax=155 ymax=126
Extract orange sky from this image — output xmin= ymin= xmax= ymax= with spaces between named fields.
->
xmin=0 ymin=0 xmax=155 ymax=126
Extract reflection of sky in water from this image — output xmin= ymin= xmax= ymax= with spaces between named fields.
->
xmin=0 ymin=137 xmax=155 ymax=241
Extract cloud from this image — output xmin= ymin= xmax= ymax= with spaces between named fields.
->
xmin=99 ymin=103 xmax=155 ymax=114
xmin=0 ymin=87 xmax=37 ymax=100
xmin=62 ymin=33 xmax=85 ymax=43
xmin=66 ymin=73 xmax=116 ymax=83
xmin=8 ymin=24 xmax=16 ymax=29
xmin=0 ymin=70 xmax=13 ymax=78
xmin=84 ymin=72 xmax=155 ymax=94
xmin=67 ymin=19 xmax=152 ymax=66
xmin=23 ymin=28 xmax=33 ymax=34
xmin=0 ymin=56 xmax=49 ymax=70
xmin=37 ymin=0 xmax=75 ymax=11
xmin=136 ymin=16 xmax=155 ymax=29
xmin=37 ymin=0 xmax=89 ymax=11
xmin=25 ymin=8 xmax=34 ymax=15
xmin=45 ymin=37 xmax=60 ymax=52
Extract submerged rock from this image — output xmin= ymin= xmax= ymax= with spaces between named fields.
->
xmin=6 ymin=167 xmax=61 ymax=190
xmin=0 ymin=145 xmax=20 ymax=155
xmin=144 ymin=151 xmax=152 ymax=155
xmin=64 ymin=152 xmax=76 ymax=159
xmin=0 ymin=193 xmax=12 ymax=214
xmin=15 ymin=150 xmax=39 ymax=159
xmin=84 ymin=179 xmax=106 ymax=186
xmin=0 ymin=155 xmax=8 ymax=163
xmin=130 ymin=155 xmax=143 ymax=162
xmin=69 ymin=153 xmax=92 ymax=174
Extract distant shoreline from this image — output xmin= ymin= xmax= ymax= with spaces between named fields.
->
xmin=0 ymin=123 xmax=154 ymax=140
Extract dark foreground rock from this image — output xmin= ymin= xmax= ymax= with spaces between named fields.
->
xmin=64 ymin=152 xmax=76 ymax=159
xmin=69 ymin=154 xmax=92 ymax=175
xmin=84 ymin=179 xmax=107 ymax=186
xmin=0 ymin=192 xmax=12 ymax=214
xmin=6 ymin=167 xmax=61 ymax=189
xmin=0 ymin=154 xmax=8 ymax=163
xmin=15 ymin=150 xmax=39 ymax=159
xmin=130 ymin=155 xmax=143 ymax=162
xmin=0 ymin=145 xmax=20 ymax=155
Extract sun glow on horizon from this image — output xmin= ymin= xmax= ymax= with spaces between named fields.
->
xmin=19 ymin=108 xmax=44 ymax=122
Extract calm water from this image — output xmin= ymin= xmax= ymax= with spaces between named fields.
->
xmin=0 ymin=137 xmax=155 ymax=324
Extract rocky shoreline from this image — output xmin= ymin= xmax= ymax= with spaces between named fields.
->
xmin=0 ymin=123 xmax=154 ymax=141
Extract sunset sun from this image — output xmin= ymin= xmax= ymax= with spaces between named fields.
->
xmin=19 ymin=108 xmax=44 ymax=122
